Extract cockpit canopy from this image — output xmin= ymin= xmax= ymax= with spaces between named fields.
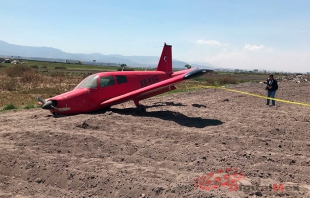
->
xmin=75 ymin=74 xmax=128 ymax=89
xmin=75 ymin=75 xmax=98 ymax=89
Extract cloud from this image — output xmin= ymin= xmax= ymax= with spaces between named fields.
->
xmin=205 ymin=50 xmax=247 ymax=62
xmin=199 ymin=49 xmax=310 ymax=73
xmin=196 ymin=39 xmax=221 ymax=45
xmin=244 ymin=44 xmax=264 ymax=51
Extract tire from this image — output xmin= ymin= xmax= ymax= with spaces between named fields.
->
xmin=137 ymin=105 xmax=146 ymax=113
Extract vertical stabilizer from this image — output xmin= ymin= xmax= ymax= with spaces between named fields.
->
xmin=156 ymin=43 xmax=172 ymax=72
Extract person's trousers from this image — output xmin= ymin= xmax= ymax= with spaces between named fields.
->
xmin=267 ymin=90 xmax=276 ymax=105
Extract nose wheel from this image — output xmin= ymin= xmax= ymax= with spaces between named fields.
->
xmin=137 ymin=105 xmax=146 ymax=113
xmin=134 ymin=99 xmax=146 ymax=113
xmin=53 ymin=112 xmax=59 ymax=117
xmin=133 ymin=99 xmax=146 ymax=113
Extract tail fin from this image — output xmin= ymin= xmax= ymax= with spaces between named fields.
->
xmin=156 ymin=43 xmax=172 ymax=72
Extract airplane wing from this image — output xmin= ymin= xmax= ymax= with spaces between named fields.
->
xmin=99 ymin=69 xmax=211 ymax=107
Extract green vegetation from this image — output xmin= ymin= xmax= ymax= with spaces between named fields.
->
xmin=184 ymin=64 xmax=191 ymax=69
xmin=164 ymin=87 xmax=199 ymax=95
xmin=54 ymin=66 xmax=67 ymax=70
xmin=117 ymin=63 xmax=134 ymax=71
xmin=0 ymin=61 xmax=138 ymax=72
xmin=0 ymin=103 xmax=37 ymax=113
xmin=24 ymin=103 xmax=36 ymax=109
xmin=2 ymin=103 xmax=17 ymax=111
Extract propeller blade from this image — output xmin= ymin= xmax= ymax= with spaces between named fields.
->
xmin=42 ymin=100 xmax=54 ymax=109
xmin=36 ymin=97 xmax=46 ymax=104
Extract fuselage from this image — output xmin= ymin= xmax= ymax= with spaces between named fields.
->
xmin=37 ymin=43 xmax=211 ymax=115
xmin=47 ymin=70 xmax=187 ymax=115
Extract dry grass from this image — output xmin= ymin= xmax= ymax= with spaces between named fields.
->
xmin=0 ymin=65 xmax=266 ymax=110
xmin=1 ymin=77 xmax=19 ymax=91
xmin=0 ymin=65 xmax=84 ymax=109
xmin=20 ymin=70 xmax=44 ymax=84
xmin=217 ymin=76 xmax=238 ymax=84
xmin=193 ymin=75 xmax=238 ymax=86
xmin=4 ymin=65 xmax=33 ymax=77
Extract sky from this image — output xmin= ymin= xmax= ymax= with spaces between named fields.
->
xmin=1 ymin=0 xmax=310 ymax=72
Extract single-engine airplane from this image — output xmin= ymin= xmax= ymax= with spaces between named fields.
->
xmin=36 ymin=43 xmax=212 ymax=115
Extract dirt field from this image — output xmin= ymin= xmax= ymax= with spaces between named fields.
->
xmin=0 ymin=82 xmax=309 ymax=198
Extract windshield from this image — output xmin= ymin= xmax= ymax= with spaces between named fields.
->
xmin=75 ymin=75 xmax=98 ymax=89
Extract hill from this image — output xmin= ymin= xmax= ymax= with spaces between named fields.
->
xmin=0 ymin=40 xmax=216 ymax=69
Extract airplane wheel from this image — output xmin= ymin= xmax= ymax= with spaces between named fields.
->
xmin=53 ymin=112 xmax=58 ymax=117
xmin=137 ymin=105 xmax=146 ymax=113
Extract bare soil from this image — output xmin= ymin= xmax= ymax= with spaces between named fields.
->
xmin=0 ymin=82 xmax=309 ymax=198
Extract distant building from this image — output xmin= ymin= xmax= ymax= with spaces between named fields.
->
xmin=11 ymin=60 xmax=19 ymax=64
xmin=65 ymin=59 xmax=79 ymax=64
xmin=4 ymin=59 xmax=11 ymax=63
xmin=254 ymin=69 xmax=259 ymax=73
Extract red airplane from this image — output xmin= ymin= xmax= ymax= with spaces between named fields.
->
xmin=36 ymin=43 xmax=212 ymax=116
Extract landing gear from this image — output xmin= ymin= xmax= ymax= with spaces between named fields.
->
xmin=137 ymin=105 xmax=146 ymax=113
xmin=134 ymin=99 xmax=146 ymax=113
xmin=52 ymin=112 xmax=59 ymax=118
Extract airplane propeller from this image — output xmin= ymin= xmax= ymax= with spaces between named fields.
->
xmin=36 ymin=97 xmax=46 ymax=104
xmin=35 ymin=97 xmax=57 ymax=109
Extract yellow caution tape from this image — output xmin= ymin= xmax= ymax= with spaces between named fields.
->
xmin=191 ymin=85 xmax=310 ymax=107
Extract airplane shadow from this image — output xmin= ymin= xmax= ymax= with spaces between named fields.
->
xmin=109 ymin=107 xmax=223 ymax=128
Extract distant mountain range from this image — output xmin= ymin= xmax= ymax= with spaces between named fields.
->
xmin=0 ymin=40 xmax=217 ymax=69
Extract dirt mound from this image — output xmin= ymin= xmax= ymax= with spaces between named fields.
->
xmin=0 ymin=82 xmax=310 ymax=197
xmin=278 ymin=74 xmax=309 ymax=83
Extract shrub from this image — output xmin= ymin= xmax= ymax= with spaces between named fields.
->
xmin=54 ymin=66 xmax=67 ymax=70
xmin=24 ymin=104 xmax=36 ymax=109
xmin=218 ymin=76 xmax=238 ymax=85
xmin=205 ymin=76 xmax=217 ymax=85
xmin=117 ymin=67 xmax=134 ymax=71
xmin=193 ymin=77 xmax=205 ymax=82
xmin=2 ymin=103 xmax=17 ymax=111
xmin=50 ymin=72 xmax=65 ymax=78
xmin=2 ymin=78 xmax=18 ymax=91
xmin=20 ymin=70 xmax=43 ymax=84
xmin=31 ymin=65 xmax=39 ymax=69
xmin=4 ymin=65 xmax=33 ymax=77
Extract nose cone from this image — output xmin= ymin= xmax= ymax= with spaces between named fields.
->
xmin=42 ymin=100 xmax=58 ymax=109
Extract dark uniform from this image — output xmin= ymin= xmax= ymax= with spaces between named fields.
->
xmin=264 ymin=75 xmax=278 ymax=106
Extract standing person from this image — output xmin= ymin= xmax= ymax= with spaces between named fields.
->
xmin=264 ymin=74 xmax=278 ymax=106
